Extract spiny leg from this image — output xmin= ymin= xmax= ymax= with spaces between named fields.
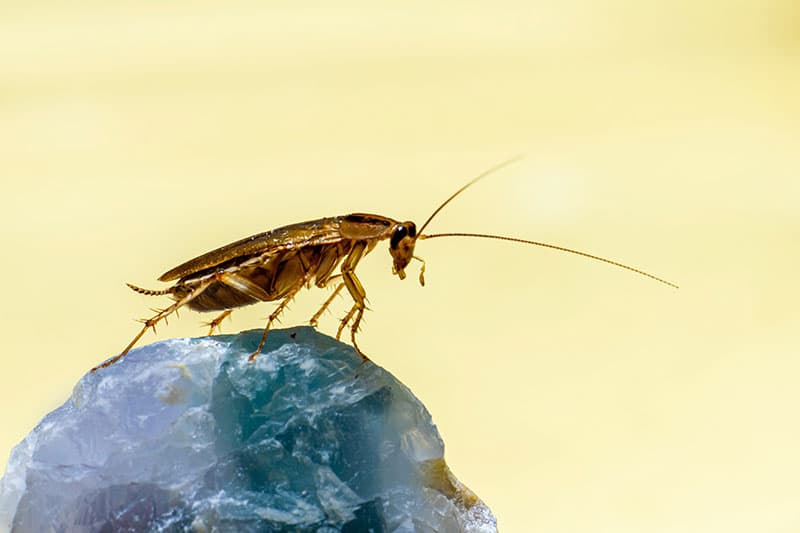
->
xmin=93 ymin=277 xmax=215 ymax=372
xmin=310 ymin=280 xmax=345 ymax=328
xmin=248 ymin=279 xmax=306 ymax=363
xmin=336 ymin=302 xmax=370 ymax=362
xmin=349 ymin=305 xmax=368 ymax=360
xmin=336 ymin=303 xmax=358 ymax=340
xmin=339 ymin=241 xmax=371 ymax=361
xmin=204 ymin=309 xmax=233 ymax=335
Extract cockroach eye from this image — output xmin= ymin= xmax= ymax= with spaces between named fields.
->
xmin=407 ymin=223 xmax=416 ymax=238
xmin=390 ymin=225 xmax=408 ymax=249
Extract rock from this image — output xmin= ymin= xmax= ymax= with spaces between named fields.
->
xmin=0 ymin=327 xmax=496 ymax=532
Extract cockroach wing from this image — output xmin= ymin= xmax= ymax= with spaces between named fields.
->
xmin=158 ymin=217 xmax=345 ymax=282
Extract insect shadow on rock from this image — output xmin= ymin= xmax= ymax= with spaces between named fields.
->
xmin=92 ymin=157 xmax=677 ymax=372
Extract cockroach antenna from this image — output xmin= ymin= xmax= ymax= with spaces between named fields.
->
xmin=416 ymin=156 xmax=678 ymax=289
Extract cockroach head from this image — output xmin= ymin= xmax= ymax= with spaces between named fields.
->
xmin=389 ymin=221 xmax=418 ymax=281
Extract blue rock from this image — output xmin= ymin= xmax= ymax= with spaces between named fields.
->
xmin=0 ymin=327 xmax=496 ymax=532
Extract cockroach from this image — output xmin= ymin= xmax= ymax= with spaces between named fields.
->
xmin=91 ymin=158 xmax=677 ymax=372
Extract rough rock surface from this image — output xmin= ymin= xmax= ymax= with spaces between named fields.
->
xmin=0 ymin=327 xmax=496 ymax=532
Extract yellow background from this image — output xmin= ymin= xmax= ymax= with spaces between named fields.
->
xmin=2 ymin=1 xmax=799 ymax=531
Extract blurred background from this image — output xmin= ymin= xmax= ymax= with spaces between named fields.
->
xmin=1 ymin=1 xmax=798 ymax=531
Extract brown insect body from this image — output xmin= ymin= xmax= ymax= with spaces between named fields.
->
xmin=93 ymin=158 xmax=676 ymax=372
xmin=94 ymin=213 xmax=421 ymax=371
xmin=166 ymin=215 xmax=387 ymax=312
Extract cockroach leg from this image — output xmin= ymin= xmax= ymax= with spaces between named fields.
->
xmin=336 ymin=304 xmax=357 ymax=341
xmin=93 ymin=277 xmax=216 ymax=372
xmin=309 ymin=281 xmax=345 ymax=328
xmin=248 ymin=279 xmax=306 ymax=363
xmin=338 ymin=242 xmax=370 ymax=360
xmin=349 ymin=307 xmax=370 ymax=362
xmin=204 ymin=309 xmax=233 ymax=335
xmin=335 ymin=303 xmax=369 ymax=361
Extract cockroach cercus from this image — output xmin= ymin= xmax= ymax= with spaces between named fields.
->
xmin=91 ymin=158 xmax=677 ymax=372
